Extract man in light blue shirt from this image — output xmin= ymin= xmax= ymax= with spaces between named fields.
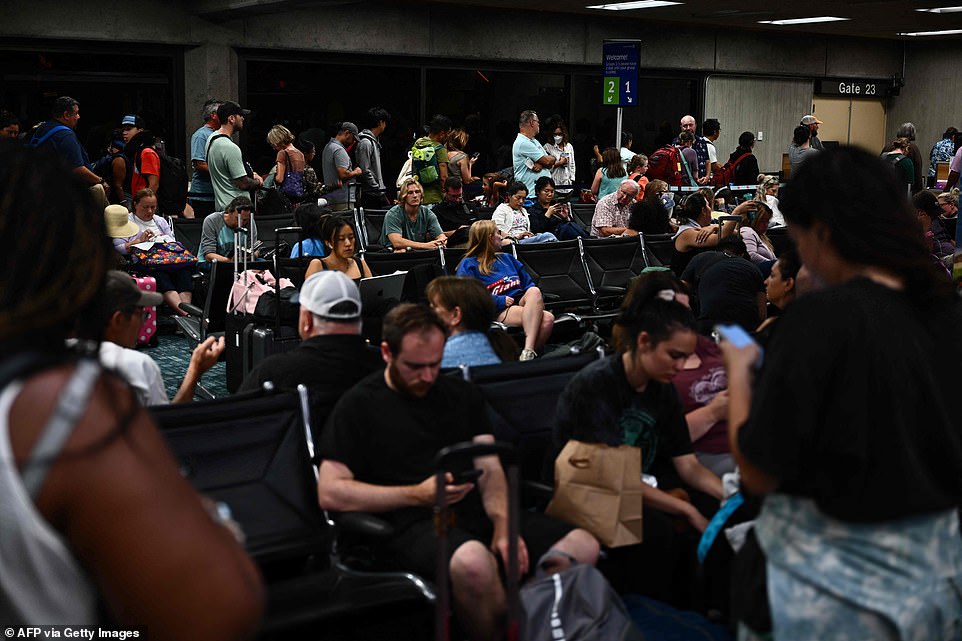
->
xmin=512 ymin=110 xmax=555 ymax=194
xmin=189 ymin=100 xmax=220 ymax=218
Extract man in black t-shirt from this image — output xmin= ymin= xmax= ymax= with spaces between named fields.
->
xmin=318 ymin=304 xmax=599 ymax=641
xmin=238 ymin=270 xmax=382 ymax=444
xmin=431 ymin=177 xmax=476 ymax=247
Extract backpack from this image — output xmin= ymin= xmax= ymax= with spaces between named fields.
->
xmin=710 ymin=152 xmax=752 ymax=187
xmin=411 ymin=138 xmax=442 ymax=185
xmin=91 ymin=151 xmax=127 ymax=184
xmin=884 ymin=152 xmax=906 ymax=165
xmin=26 ymin=124 xmax=70 ymax=149
xmin=155 ymin=148 xmax=189 ymax=216
xmin=521 ymin=553 xmax=643 ymax=641
xmin=278 ymin=151 xmax=306 ymax=202
xmin=396 ymin=152 xmax=414 ymax=188
xmin=646 ymin=146 xmax=683 ymax=186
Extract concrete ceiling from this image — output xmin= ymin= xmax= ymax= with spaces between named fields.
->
xmin=416 ymin=0 xmax=962 ymax=39
xmin=188 ymin=0 xmax=962 ymax=39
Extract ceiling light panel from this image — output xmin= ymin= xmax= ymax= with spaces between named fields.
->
xmin=899 ymin=28 xmax=962 ymax=35
xmin=758 ymin=16 xmax=851 ymax=25
xmin=586 ymin=1 xmax=682 ymax=10
xmin=915 ymin=6 xmax=962 ymax=13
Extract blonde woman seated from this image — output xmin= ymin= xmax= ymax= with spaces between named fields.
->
xmin=938 ymin=188 xmax=959 ymax=219
xmin=755 ymin=174 xmax=783 ymax=226
xmin=456 ymin=220 xmax=554 ymax=361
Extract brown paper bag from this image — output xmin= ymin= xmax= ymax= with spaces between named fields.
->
xmin=545 ymin=440 xmax=643 ymax=548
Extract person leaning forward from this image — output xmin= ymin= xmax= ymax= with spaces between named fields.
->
xmin=317 ymin=303 xmax=600 ymax=641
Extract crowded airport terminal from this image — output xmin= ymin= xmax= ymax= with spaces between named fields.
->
xmin=1 ymin=1 xmax=961 ymax=639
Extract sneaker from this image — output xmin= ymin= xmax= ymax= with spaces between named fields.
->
xmin=519 ymin=349 xmax=537 ymax=362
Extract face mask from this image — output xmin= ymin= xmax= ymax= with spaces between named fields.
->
xmin=660 ymin=192 xmax=675 ymax=210
xmin=553 ymin=135 xmax=563 ymax=144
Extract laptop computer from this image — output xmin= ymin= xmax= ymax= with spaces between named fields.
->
xmin=359 ymin=271 xmax=407 ymax=310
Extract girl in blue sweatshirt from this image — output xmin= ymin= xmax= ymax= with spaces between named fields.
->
xmin=456 ymin=219 xmax=554 ymax=360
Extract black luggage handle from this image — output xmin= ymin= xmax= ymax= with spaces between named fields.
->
xmin=433 ymin=440 xmax=521 ymax=641
xmin=434 ymin=440 xmax=517 ymax=467
xmin=272 ymin=225 xmax=302 ymax=331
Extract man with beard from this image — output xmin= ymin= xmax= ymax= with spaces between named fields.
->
xmin=206 ymin=100 xmax=264 ymax=211
xmin=317 ymin=303 xmax=599 ymax=641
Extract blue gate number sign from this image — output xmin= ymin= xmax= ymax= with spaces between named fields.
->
xmin=602 ymin=41 xmax=640 ymax=107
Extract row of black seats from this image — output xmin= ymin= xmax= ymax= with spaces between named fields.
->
xmin=360 ymin=234 xmax=668 ymax=318
xmin=170 ymin=214 xmax=301 ymax=258
xmin=150 ymin=349 xmax=605 ymax=637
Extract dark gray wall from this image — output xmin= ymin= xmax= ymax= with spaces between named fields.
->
xmin=0 ymin=0 xmax=923 ymax=155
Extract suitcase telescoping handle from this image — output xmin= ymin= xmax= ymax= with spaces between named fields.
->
xmin=272 ymin=226 xmax=302 ymax=331
xmin=432 ymin=441 xmax=521 ymax=641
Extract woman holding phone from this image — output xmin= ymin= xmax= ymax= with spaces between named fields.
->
xmin=722 ymin=147 xmax=962 ymax=640
xmin=446 ymin=128 xmax=478 ymax=185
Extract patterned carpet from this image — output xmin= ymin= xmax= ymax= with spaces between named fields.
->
xmin=145 ymin=319 xmax=229 ymax=401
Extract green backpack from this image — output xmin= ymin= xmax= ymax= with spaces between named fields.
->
xmin=411 ymin=139 xmax=442 ymax=185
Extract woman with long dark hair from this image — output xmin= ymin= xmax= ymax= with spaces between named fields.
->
xmin=0 ymin=144 xmax=263 ymax=635
xmin=723 ymin=147 xmax=962 ymax=640
xmin=305 ymin=216 xmax=371 ymax=281
xmin=590 ymin=147 xmax=626 ymax=200
xmin=290 ymin=204 xmax=329 ymax=258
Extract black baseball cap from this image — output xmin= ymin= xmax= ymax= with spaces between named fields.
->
xmin=216 ymin=101 xmax=251 ymax=121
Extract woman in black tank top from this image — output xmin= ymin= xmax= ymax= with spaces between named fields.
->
xmin=305 ymin=217 xmax=372 ymax=283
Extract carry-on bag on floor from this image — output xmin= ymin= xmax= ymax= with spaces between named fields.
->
xmin=132 ymin=275 xmax=159 ymax=346
xmin=241 ymin=323 xmax=300 ymax=382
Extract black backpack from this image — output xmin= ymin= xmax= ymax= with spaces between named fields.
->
xmin=155 ymin=148 xmax=189 ymax=216
xmin=91 ymin=151 xmax=129 ymax=188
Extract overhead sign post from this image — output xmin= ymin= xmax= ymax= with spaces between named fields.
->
xmin=602 ymin=40 xmax=640 ymax=151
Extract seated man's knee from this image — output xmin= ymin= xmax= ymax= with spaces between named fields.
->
xmin=561 ymin=528 xmax=601 ymax=565
xmin=449 ymin=540 xmax=499 ymax=592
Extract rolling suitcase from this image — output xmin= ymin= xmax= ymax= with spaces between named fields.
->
xmin=132 ymin=275 xmax=159 ymax=346
xmin=241 ymin=323 xmax=300 ymax=381
xmin=238 ymin=223 xmax=304 ymax=383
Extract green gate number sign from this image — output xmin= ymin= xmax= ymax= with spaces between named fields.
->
xmin=602 ymin=41 xmax=639 ymax=107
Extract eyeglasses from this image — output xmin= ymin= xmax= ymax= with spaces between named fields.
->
xmin=126 ymin=306 xmax=150 ymax=322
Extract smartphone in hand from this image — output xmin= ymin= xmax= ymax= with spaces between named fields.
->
xmin=451 ymin=468 xmax=483 ymax=484
xmin=714 ymin=323 xmax=764 ymax=367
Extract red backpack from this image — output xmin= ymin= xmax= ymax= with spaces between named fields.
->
xmin=646 ymin=145 xmax=683 ymax=186
xmin=710 ymin=152 xmax=752 ymax=186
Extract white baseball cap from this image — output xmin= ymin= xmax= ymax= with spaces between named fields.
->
xmin=292 ymin=271 xmax=362 ymax=320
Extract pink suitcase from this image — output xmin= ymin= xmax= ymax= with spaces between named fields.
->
xmin=133 ymin=275 xmax=159 ymax=346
